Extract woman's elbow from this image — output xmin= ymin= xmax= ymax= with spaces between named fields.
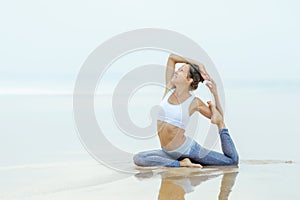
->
xmin=205 ymin=112 xmax=212 ymax=120
xmin=198 ymin=108 xmax=212 ymax=119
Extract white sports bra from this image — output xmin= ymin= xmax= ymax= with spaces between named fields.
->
xmin=157 ymin=88 xmax=195 ymax=130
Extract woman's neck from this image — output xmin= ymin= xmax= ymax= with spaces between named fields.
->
xmin=173 ymin=86 xmax=190 ymax=98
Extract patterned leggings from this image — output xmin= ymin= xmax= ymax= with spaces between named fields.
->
xmin=133 ymin=129 xmax=239 ymax=167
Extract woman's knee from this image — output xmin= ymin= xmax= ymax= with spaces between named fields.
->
xmin=233 ymin=154 xmax=239 ymax=165
xmin=230 ymin=154 xmax=239 ymax=165
xmin=133 ymin=152 xmax=145 ymax=166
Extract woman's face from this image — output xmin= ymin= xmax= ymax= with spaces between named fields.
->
xmin=171 ymin=64 xmax=192 ymax=86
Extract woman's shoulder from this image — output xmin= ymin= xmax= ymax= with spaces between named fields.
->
xmin=191 ymin=96 xmax=206 ymax=106
xmin=162 ymin=86 xmax=176 ymax=99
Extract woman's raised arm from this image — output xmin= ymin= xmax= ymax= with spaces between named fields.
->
xmin=163 ymin=54 xmax=185 ymax=98
xmin=205 ymin=78 xmax=224 ymax=117
xmin=163 ymin=53 xmax=211 ymax=98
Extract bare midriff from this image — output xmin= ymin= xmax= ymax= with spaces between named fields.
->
xmin=157 ymin=120 xmax=186 ymax=151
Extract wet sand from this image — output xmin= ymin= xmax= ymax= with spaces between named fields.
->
xmin=1 ymin=159 xmax=299 ymax=200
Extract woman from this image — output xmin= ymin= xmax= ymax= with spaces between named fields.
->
xmin=133 ymin=53 xmax=239 ymax=168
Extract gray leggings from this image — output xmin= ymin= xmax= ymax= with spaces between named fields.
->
xmin=133 ymin=128 xmax=239 ymax=167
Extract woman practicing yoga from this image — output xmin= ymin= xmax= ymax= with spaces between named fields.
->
xmin=133 ymin=53 xmax=239 ymax=168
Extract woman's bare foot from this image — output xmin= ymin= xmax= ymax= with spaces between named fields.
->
xmin=179 ymin=158 xmax=203 ymax=168
xmin=207 ymin=101 xmax=226 ymax=129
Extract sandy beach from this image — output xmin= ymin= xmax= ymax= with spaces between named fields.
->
xmin=1 ymin=158 xmax=298 ymax=200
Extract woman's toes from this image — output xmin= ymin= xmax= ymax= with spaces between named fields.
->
xmin=192 ymin=163 xmax=203 ymax=168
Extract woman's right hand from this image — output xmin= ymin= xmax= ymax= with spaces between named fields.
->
xmin=197 ymin=63 xmax=210 ymax=81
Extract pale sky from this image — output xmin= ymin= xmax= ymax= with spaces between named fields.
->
xmin=0 ymin=0 xmax=299 ymax=94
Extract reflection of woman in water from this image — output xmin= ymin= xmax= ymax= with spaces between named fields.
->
xmin=133 ymin=53 xmax=239 ymax=167
xmin=135 ymin=167 xmax=239 ymax=200
xmin=157 ymin=170 xmax=238 ymax=200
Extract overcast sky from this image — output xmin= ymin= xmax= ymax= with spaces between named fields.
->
xmin=0 ymin=0 xmax=299 ymax=94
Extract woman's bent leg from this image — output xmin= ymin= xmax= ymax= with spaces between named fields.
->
xmin=133 ymin=149 xmax=180 ymax=167
xmin=189 ymin=128 xmax=239 ymax=166
xmin=219 ymin=128 xmax=239 ymax=163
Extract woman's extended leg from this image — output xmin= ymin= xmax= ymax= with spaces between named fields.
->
xmin=133 ymin=149 xmax=202 ymax=168
xmin=133 ymin=149 xmax=180 ymax=167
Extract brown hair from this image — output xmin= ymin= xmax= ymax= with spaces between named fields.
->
xmin=187 ymin=63 xmax=204 ymax=91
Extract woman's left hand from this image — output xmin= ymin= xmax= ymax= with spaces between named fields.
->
xmin=205 ymin=78 xmax=218 ymax=96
